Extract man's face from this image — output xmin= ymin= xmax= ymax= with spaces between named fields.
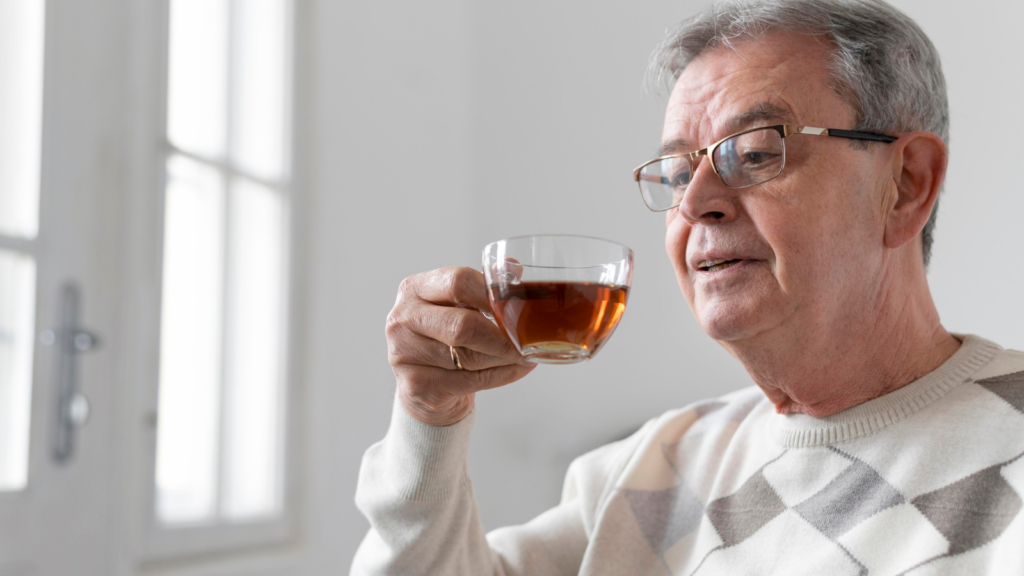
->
xmin=664 ymin=33 xmax=895 ymax=347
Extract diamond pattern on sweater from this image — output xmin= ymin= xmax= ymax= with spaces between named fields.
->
xmin=623 ymin=483 xmax=705 ymax=554
xmin=911 ymin=461 xmax=1023 ymax=555
xmin=836 ymin=502 xmax=949 ymax=576
xmin=794 ymin=455 xmax=905 ymax=539
xmin=609 ymin=346 xmax=1024 ymax=574
xmin=697 ymin=509 xmax=867 ymax=576
xmin=705 ymin=469 xmax=786 ymax=547
xmin=762 ymin=446 xmax=854 ymax=507
xmin=977 ymin=370 xmax=1024 ymax=413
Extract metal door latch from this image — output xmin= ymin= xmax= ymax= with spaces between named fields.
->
xmin=39 ymin=283 xmax=100 ymax=463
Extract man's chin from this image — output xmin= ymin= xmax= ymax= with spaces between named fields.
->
xmin=696 ymin=306 xmax=768 ymax=343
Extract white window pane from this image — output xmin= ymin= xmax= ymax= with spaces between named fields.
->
xmin=222 ymin=179 xmax=285 ymax=520
xmin=0 ymin=1 xmax=45 ymax=238
xmin=233 ymin=0 xmax=289 ymax=181
xmin=0 ymin=250 xmax=36 ymax=492
xmin=155 ymin=156 xmax=226 ymax=524
xmin=167 ymin=0 xmax=229 ymax=158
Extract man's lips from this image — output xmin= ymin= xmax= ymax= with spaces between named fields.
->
xmin=691 ymin=252 xmax=763 ymax=272
xmin=696 ymin=257 xmax=745 ymax=272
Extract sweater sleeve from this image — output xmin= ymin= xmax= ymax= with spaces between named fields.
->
xmin=350 ymin=395 xmax=652 ymax=575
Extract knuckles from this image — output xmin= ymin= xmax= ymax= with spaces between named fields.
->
xmin=386 ymin=266 xmax=491 ymax=369
xmin=384 ymin=311 xmax=429 ymax=367
xmin=384 ymin=307 xmax=402 ymax=335
xmin=397 ymin=274 xmax=418 ymax=298
xmin=443 ymin=310 xmax=478 ymax=346
xmin=386 ymin=334 xmax=410 ymax=365
xmin=384 ymin=306 xmax=408 ymax=348
xmin=387 ymin=276 xmax=416 ymax=338
xmin=441 ymin=266 xmax=478 ymax=307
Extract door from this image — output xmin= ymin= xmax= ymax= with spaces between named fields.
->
xmin=0 ymin=1 xmax=300 ymax=573
xmin=0 ymin=0 xmax=130 ymax=574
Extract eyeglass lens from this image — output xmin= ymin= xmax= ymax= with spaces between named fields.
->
xmin=638 ymin=128 xmax=787 ymax=211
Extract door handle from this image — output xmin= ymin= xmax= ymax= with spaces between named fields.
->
xmin=40 ymin=282 xmax=100 ymax=464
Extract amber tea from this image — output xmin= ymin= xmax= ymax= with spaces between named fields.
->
xmin=489 ymin=281 xmax=629 ymax=364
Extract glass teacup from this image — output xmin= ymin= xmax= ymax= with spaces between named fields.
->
xmin=482 ymin=234 xmax=633 ymax=364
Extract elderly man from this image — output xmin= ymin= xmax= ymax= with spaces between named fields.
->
xmin=352 ymin=0 xmax=1024 ymax=574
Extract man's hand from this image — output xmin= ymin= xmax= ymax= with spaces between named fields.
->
xmin=386 ymin=266 xmax=535 ymax=426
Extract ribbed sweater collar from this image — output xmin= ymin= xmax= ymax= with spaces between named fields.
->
xmin=771 ymin=334 xmax=1001 ymax=448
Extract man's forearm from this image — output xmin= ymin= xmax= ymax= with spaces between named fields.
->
xmin=351 ymin=398 xmax=495 ymax=575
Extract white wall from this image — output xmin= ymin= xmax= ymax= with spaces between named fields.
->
xmin=301 ymin=0 xmax=1024 ymax=568
xmin=899 ymin=0 xmax=1024 ymax=350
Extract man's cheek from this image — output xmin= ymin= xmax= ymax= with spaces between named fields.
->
xmin=664 ymin=213 xmax=690 ymax=275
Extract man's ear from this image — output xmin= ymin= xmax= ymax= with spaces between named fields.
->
xmin=884 ymin=131 xmax=948 ymax=250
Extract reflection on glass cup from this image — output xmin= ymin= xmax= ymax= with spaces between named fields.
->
xmin=482 ymin=235 xmax=633 ymax=364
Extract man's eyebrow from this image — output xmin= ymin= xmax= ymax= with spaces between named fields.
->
xmin=657 ymin=102 xmax=796 ymax=157
xmin=727 ymin=102 xmax=795 ymax=132
xmin=658 ymin=138 xmax=691 ymax=157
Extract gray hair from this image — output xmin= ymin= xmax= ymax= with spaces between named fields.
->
xmin=651 ymin=0 xmax=948 ymax=267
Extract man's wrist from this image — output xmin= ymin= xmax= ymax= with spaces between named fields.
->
xmin=382 ymin=392 xmax=476 ymax=502
xmin=398 ymin=390 xmax=475 ymax=427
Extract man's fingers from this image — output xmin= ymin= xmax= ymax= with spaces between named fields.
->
xmin=493 ymin=257 xmax=524 ymax=284
xmin=389 ymin=332 xmax=522 ymax=371
xmin=388 ymin=265 xmax=536 ymax=427
xmin=394 ymin=304 xmax=520 ymax=361
xmin=447 ymin=345 xmax=518 ymax=372
xmin=396 ymin=362 xmax=536 ymax=401
xmin=404 ymin=266 xmax=493 ymax=313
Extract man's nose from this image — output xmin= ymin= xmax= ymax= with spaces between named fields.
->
xmin=677 ymin=156 xmax=739 ymax=225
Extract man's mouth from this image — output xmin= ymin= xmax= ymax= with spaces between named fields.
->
xmin=697 ymin=258 xmax=743 ymax=272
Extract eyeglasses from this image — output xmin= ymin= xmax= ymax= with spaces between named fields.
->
xmin=632 ymin=124 xmax=897 ymax=212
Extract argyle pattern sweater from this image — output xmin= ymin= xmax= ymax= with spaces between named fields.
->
xmin=352 ymin=335 xmax=1024 ymax=575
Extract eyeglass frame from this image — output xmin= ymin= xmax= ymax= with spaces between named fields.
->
xmin=632 ymin=124 xmax=898 ymax=212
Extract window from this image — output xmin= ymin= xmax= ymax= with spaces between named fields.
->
xmin=154 ymin=0 xmax=293 ymax=533
xmin=0 ymin=0 xmax=44 ymax=493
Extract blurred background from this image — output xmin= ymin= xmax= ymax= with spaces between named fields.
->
xmin=0 ymin=0 xmax=1020 ymax=574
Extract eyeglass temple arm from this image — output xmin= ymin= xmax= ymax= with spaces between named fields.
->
xmin=806 ymin=126 xmax=897 ymax=143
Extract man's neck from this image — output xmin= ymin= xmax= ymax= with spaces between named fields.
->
xmin=724 ymin=262 xmax=961 ymax=418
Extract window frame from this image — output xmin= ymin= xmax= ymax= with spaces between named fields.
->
xmin=121 ymin=0 xmax=307 ymax=563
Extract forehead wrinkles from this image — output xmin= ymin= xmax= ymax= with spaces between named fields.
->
xmin=662 ymin=72 xmax=787 ymax=147
xmin=662 ymin=36 xmax=835 ymax=148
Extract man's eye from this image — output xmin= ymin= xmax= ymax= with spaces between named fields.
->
xmin=740 ymin=150 xmax=778 ymax=166
xmin=669 ymin=170 xmax=691 ymax=188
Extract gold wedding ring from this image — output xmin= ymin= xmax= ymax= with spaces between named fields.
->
xmin=449 ymin=345 xmax=464 ymax=370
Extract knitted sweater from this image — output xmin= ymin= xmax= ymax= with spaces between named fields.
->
xmin=352 ymin=335 xmax=1024 ymax=575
